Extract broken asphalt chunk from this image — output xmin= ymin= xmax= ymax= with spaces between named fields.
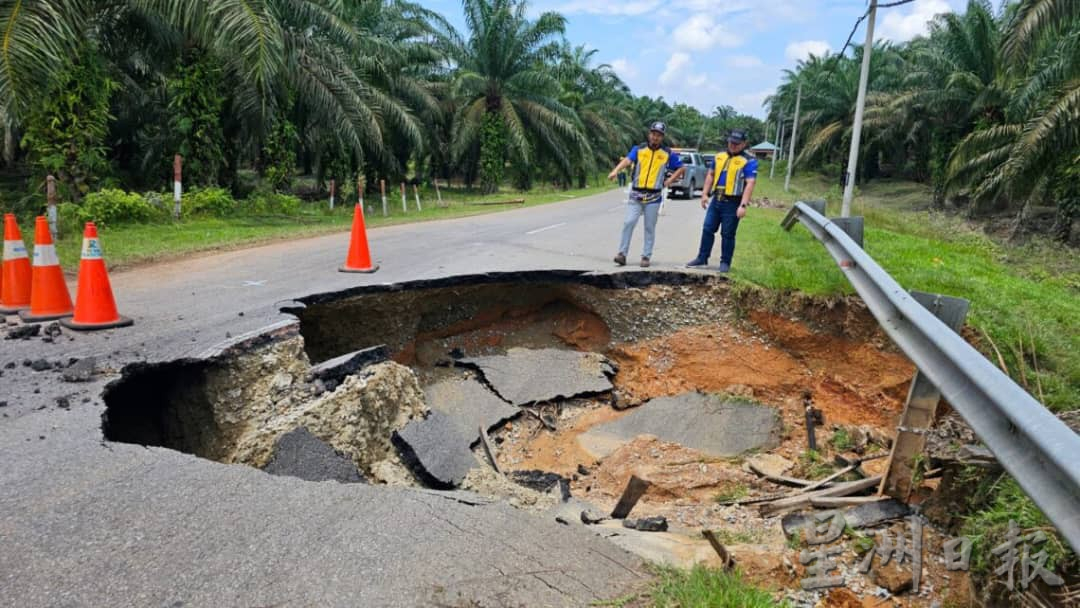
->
xmin=392 ymin=410 xmax=477 ymax=489
xmin=309 ymin=345 xmax=390 ymax=388
xmin=781 ymin=498 xmax=910 ymax=537
xmin=424 ymin=376 xmax=520 ymax=443
xmin=579 ymin=392 xmax=782 ymax=459
xmin=264 ymin=427 xmax=367 ymax=484
xmin=62 ymin=357 xmax=97 ymax=383
xmin=622 ymin=516 xmax=668 ymax=532
xmin=5 ymin=324 xmax=40 ymax=340
xmin=507 ymin=470 xmax=568 ymax=494
xmin=459 ymin=348 xmax=614 ymax=406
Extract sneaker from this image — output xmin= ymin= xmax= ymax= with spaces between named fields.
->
xmin=640 ymin=257 xmax=650 ymax=268
xmin=685 ymin=258 xmax=707 ymax=268
xmin=613 ymin=253 xmax=626 ymax=266
xmin=717 ymin=262 xmax=731 ymax=273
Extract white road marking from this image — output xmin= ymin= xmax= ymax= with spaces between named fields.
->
xmin=525 ymin=222 xmax=566 ymax=235
xmin=243 ymin=280 xmax=267 ymax=287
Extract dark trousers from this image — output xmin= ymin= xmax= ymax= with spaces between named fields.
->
xmin=696 ymin=198 xmax=741 ymax=265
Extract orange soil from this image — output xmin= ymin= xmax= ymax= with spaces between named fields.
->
xmin=609 ymin=313 xmax=914 ymax=429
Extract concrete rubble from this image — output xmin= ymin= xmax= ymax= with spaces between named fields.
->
xmin=460 ymin=347 xmax=615 ymax=405
xmin=578 ymin=391 xmax=783 ymax=459
xmin=393 ymin=410 xmax=478 ymax=489
xmin=264 ymin=426 xmax=367 ymax=483
xmin=423 ymin=375 xmax=520 ymax=443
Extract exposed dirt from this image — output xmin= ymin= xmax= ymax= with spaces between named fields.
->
xmin=609 ymin=318 xmax=913 ymax=429
xmin=109 ymin=273 xmax=985 ymax=607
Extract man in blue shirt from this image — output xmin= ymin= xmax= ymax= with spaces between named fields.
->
xmin=607 ymin=122 xmax=685 ymax=267
xmin=686 ymin=128 xmax=758 ymax=273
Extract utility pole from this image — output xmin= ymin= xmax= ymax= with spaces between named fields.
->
xmin=841 ymin=0 xmax=877 ymax=217
xmin=784 ymin=82 xmax=802 ymax=192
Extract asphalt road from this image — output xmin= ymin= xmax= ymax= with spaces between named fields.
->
xmin=0 ymin=187 xmax=718 ymax=607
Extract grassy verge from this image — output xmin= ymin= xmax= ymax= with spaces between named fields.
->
xmin=51 ymin=179 xmax=616 ymax=270
xmin=642 ymin=565 xmax=788 ymax=607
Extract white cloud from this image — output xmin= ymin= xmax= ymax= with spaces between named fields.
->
xmin=877 ymin=0 xmax=953 ymax=42
xmin=609 ymin=58 xmax=638 ymax=80
xmin=660 ymin=52 xmax=691 ymax=86
xmin=785 ymin=40 xmax=831 ymax=63
xmin=730 ymin=54 xmax=764 ymax=69
xmin=551 ymin=0 xmax=662 ymax=16
xmin=673 ymin=14 xmax=743 ymax=51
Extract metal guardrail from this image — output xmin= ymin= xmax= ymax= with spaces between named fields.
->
xmin=782 ymin=202 xmax=1080 ymax=553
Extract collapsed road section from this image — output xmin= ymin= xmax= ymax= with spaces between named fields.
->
xmin=101 ymin=269 xmax=1046 ymax=606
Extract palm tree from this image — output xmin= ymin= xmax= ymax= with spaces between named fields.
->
xmin=863 ymin=0 xmax=1006 ymax=197
xmin=554 ymin=43 xmax=636 ymax=187
xmin=774 ymin=43 xmax=903 ymax=181
xmin=945 ymin=0 xmax=1080 ymax=238
xmin=440 ymin=0 xmax=588 ymax=193
xmin=1 ymin=0 xmax=444 ymax=192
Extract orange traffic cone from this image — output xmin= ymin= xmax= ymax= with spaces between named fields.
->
xmin=20 ymin=216 xmax=74 ymax=322
xmin=0 ymin=213 xmax=31 ymax=314
xmin=60 ymin=222 xmax=133 ymax=330
xmin=339 ymin=204 xmax=379 ymax=273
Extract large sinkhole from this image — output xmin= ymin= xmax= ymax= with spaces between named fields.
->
xmin=102 ymin=270 xmax=913 ymax=507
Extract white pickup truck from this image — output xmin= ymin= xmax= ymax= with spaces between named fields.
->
xmin=666 ymin=148 xmax=709 ymax=199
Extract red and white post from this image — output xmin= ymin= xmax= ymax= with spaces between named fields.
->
xmin=380 ymin=179 xmax=388 ymax=217
xmin=329 ymin=178 xmax=336 ymax=210
xmin=400 ymin=182 xmax=407 ymax=213
xmin=46 ymin=175 xmax=58 ymax=239
xmin=173 ymin=154 xmax=182 ymax=219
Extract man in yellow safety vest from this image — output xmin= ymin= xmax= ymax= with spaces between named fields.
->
xmin=606 ymin=121 xmax=685 ymax=267
xmin=686 ymin=128 xmax=758 ymax=273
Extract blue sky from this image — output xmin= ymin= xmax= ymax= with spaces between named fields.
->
xmin=424 ymin=0 xmax=967 ymax=118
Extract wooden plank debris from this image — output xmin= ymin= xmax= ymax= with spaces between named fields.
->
xmin=758 ymin=476 xmax=882 ymax=517
xmin=478 ymin=425 xmax=501 ymax=474
xmin=747 ymin=461 xmax=822 ymax=488
xmin=610 ymin=475 xmax=651 ymax=519
xmin=702 ymin=529 xmax=735 ymax=570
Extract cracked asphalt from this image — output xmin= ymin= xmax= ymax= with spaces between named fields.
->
xmin=0 ymin=188 xmax=728 ymax=607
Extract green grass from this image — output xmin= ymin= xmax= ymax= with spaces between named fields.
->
xmin=647 ymin=565 xmax=789 ymax=608
xmin=50 ymin=179 xmax=617 ymax=271
xmin=792 ymin=449 xmax=834 ymax=481
xmin=704 ymin=528 xmax=765 ymax=545
xmin=828 ymin=427 xmax=854 ymax=452
xmin=713 ymin=481 xmax=750 ymax=503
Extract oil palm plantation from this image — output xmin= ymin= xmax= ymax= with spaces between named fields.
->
xmin=441 ymin=0 xmax=588 ymax=193
xmin=1 ymin=0 xmax=442 ymax=192
xmin=553 ymin=44 xmax=637 ymax=187
xmin=862 ymin=0 xmax=1006 ymax=197
xmin=945 ymin=0 xmax=1080 ymax=238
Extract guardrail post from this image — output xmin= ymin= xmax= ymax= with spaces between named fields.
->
xmin=830 ymin=216 xmax=864 ymax=247
xmin=805 ymin=199 xmax=826 ymax=216
xmin=879 ymin=290 xmax=970 ymax=500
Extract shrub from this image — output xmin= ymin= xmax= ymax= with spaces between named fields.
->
xmin=76 ymin=189 xmax=163 ymax=226
xmin=185 ymin=187 xmax=237 ymax=217
xmin=242 ymin=192 xmax=302 ymax=216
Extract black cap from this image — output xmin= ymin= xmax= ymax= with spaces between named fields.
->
xmin=727 ymin=128 xmax=748 ymax=143
xmin=649 ymin=121 xmax=667 ymax=135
